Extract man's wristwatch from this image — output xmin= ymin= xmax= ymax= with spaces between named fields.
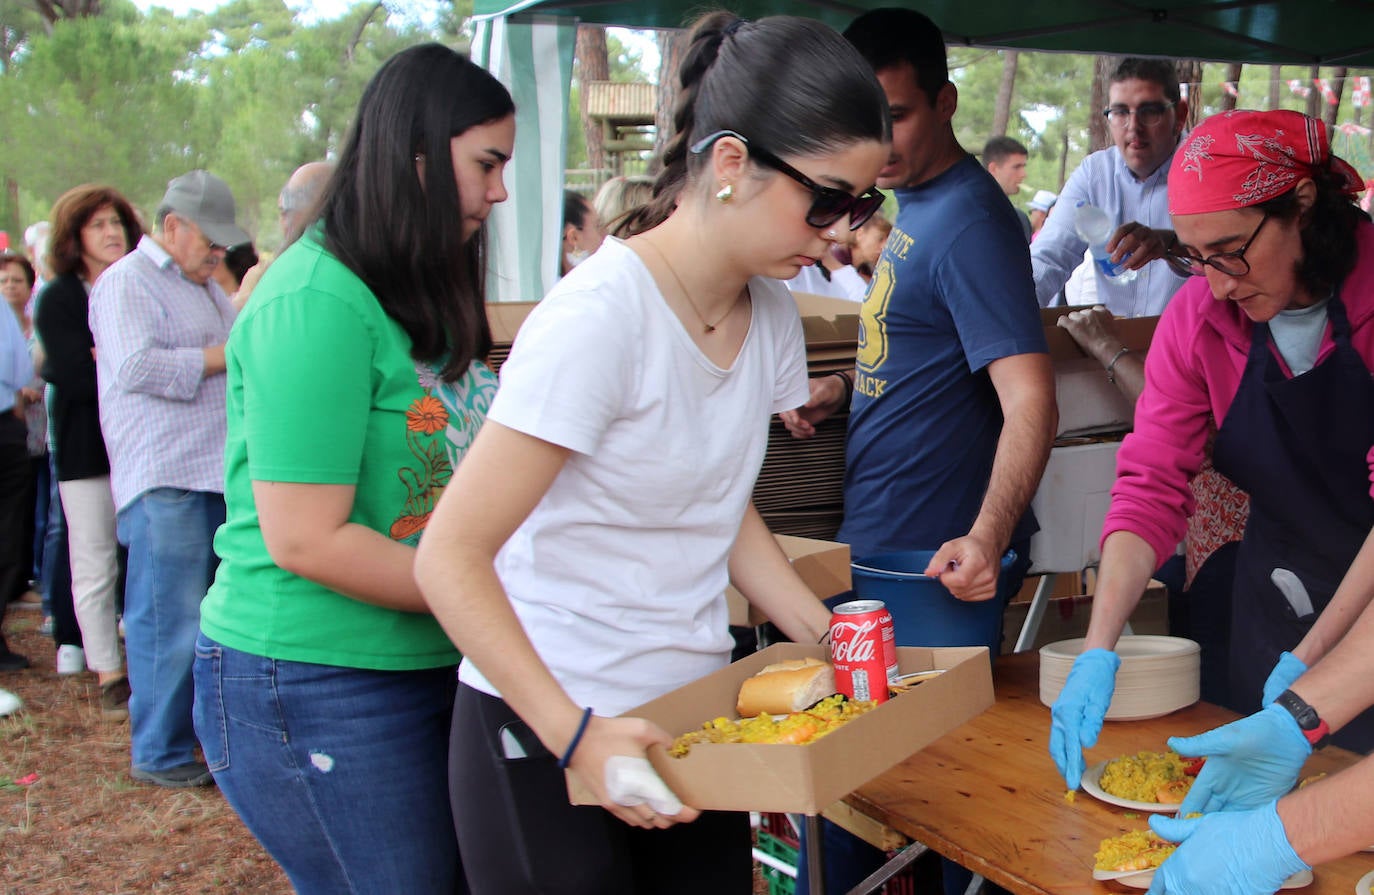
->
xmin=1275 ymin=689 xmax=1331 ymax=749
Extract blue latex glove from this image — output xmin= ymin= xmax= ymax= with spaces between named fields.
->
xmin=1144 ymin=800 xmax=1309 ymax=895
xmin=1171 ymin=703 xmax=1311 ymax=816
xmin=1049 ymin=648 xmax=1120 ymax=789
xmin=1261 ymin=651 xmax=1307 ymax=707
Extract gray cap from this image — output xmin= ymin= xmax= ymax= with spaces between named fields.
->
xmin=161 ymin=170 xmax=251 ymax=248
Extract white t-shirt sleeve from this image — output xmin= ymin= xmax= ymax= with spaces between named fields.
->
xmin=488 ymin=291 xmax=631 ymax=456
xmin=760 ymin=277 xmax=812 ymax=414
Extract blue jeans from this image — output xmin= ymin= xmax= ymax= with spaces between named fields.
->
xmin=32 ymin=455 xmax=49 ymax=588
xmin=194 ymin=634 xmax=462 ymax=895
xmin=117 ymin=488 xmax=224 ymax=771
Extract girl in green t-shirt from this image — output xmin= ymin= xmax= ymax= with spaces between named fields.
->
xmin=193 ymin=44 xmax=512 ymax=895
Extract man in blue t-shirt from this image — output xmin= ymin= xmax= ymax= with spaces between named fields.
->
xmin=784 ymin=7 xmax=1054 ymax=621
xmin=783 ymin=9 xmax=1057 ymax=892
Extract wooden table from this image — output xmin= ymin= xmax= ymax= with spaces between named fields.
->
xmin=841 ymin=653 xmax=1374 ymax=895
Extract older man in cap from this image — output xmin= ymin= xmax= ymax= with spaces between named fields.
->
xmin=90 ymin=170 xmax=247 ymax=787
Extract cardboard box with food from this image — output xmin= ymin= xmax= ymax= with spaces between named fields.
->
xmin=566 ymin=642 xmax=994 ymax=815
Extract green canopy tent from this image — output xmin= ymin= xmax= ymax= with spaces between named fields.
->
xmin=471 ymin=1 xmax=1374 ymax=301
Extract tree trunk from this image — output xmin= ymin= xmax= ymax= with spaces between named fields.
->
xmin=1325 ymin=66 xmax=1348 ymax=130
xmin=1090 ymin=55 xmax=1121 ymax=152
xmin=652 ymin=28 xmax=686 ymax=174
xmin=1058 ymin=127 xmax=1070 ymax=189
xmin=1221 ymin=63 xmax=1243 ymax=112
xmin=575 ymin=25 xmax=609 ymax=178
xmin=1269 ymin=65 xmax=1282 ymax=110
xmin=990 ymin=50 xmax=1019 ymax=138
xmin=1307 ymin=65 xmax=1321 ymax=118
xmin=343 ymin=2 xmax=384 ymax=65
xmin=1175 ymin=60 xmax=1202 ymax=131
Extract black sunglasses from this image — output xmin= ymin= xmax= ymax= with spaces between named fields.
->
xmin=1166 ymin=212 xmax=1269 ymax=278
xmin=690 ymin=129 xmax=886 ymax=231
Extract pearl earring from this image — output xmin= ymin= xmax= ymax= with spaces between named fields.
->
xmin=716 ymin=183 xmax=734 ymax=202
xmin=825 ymin=229 xmax=838 ymax=240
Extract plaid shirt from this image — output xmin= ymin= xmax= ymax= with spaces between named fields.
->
xmin=90 ymin=236 xmax=235 ymax=511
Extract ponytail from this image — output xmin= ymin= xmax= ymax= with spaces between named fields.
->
xmin=620 ymin=12 xmax=889 ymax=238
xmin=621 ymin=12 xmax=737 ymax=236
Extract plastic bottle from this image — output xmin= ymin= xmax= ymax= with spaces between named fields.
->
xmin=1074 ymin=203 xmax=1138 ymax=284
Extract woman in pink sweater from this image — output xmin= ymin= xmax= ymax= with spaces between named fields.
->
xmin=1052 ymin=110 xmax=1374 ymax=787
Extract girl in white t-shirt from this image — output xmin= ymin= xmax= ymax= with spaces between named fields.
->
xmin=416 ymin=12 xmax=891 ymax=893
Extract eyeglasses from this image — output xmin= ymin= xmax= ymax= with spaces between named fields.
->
xmin=1166 ymin=212 xmax=1270 ymax=278
xmin=690 ymin=129 xmax=886 ymax=231
xmin=1102 ymin=102 xmax=1176 ymax=128
xmin=173 ymin=214 xmax=228 ymax=252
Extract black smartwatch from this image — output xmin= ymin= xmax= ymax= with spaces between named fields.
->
xmin=1275 ymin=689 xmax=1331 ymax=749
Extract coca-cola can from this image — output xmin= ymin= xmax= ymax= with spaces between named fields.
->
xmin=830 ymin=599 xmax=899 ymax=703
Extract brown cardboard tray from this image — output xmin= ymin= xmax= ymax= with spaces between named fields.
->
xmin=567 ymin=642 xmax=993 ymax=815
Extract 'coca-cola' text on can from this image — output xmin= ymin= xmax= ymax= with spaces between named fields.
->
xmin=830 ymin=600 xmax=899 ymax=703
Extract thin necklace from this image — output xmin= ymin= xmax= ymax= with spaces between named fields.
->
xmin=637 ymin=237 xmax=743 ymax=334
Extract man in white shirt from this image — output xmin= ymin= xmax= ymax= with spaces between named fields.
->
xmin=1031 ymin=58 xmax=1190 ymax=317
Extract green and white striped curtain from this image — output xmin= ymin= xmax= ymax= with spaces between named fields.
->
xmin=472 ymin=14 xmax=578 ymax=303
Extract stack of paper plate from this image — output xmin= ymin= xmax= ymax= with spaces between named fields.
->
xmin=1040 ymin=635 xmax=1200 ymax=720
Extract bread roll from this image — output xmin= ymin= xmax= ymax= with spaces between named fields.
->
xmin=736 ymin=657 xmax=838 ymax=717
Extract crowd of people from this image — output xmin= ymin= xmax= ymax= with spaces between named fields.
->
xmin=2 ymin=6 xmax=1374 ymax=895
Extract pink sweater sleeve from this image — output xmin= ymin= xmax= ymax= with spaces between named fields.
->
xmin=1102 ymin=284 xmax=1225 ymax=569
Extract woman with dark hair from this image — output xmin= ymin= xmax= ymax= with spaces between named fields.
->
xmin=33 ymin=185 xmax=141 ymax=714
xmin=210 ymin=242 xmax=258 ymax=304
xmin=561 ymin=189 xmax=603 ymax=276
xmin=0 ymin=250 xmax=42 ymax=622
xmin=192 ymin=43 xmax=513 ymax=893
xmin=415 ymin=12 xmax=889 ymax=894
xmin=1052 ymin=110 xmax=1374 ymax=794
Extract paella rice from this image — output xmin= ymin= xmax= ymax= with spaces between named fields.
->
xmin=1099 ymin=750 xmax=1194 ymax=804
xmin=669 ymin=694 xmax=876 ymax=756
xmin=1094 ymin=829 xmax=1177 ymax=872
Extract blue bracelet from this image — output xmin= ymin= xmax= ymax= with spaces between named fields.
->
xmin=557 ymin=706 xmax=594 ymax=769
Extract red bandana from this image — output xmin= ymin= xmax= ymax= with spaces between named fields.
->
xmin=1168 ymin=109 xmax=1363 ymax=215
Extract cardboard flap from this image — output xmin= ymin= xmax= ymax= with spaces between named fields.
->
xmin=1041 ymin=309 xmax=1156 ymax=436
xmin=792 ymin=291 xmax=861 ymax=343
xmin=1054 ymin=357 xmax=1136 ymax=437
xmin=1041 ymin=308 xmax=1158 ymax=361
xmin=487 ymin=301 xmax=538 ymax=344
xmin=727 ymin=537 xmax=851 ymax=627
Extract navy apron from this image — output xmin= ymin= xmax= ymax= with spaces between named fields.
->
xmin=1211 ymin=289 xmax=1374 ymax=752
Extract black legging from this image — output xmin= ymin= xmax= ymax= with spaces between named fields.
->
xmin=449 ymin=684 xmax=752 ymax=895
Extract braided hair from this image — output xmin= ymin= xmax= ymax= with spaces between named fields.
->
xmin=621 ymin=12 xmax=890 ymax=236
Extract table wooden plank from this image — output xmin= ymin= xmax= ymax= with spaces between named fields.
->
xmin=843 ymin=653 xmax=1374 ymax=895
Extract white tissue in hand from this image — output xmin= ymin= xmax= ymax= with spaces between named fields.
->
xmin=603 ymin=755 xmax=683 ymax=815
